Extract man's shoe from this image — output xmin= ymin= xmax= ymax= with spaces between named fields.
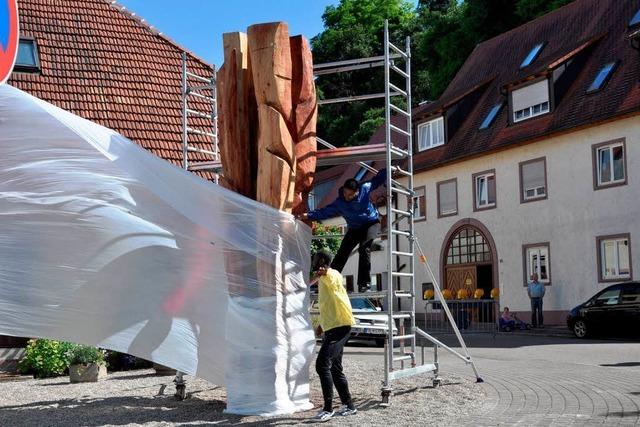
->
xmin=311 ymin=410 xmax=334 ymax=422
xmin=337 ymin=405 xmax=357 ymax=416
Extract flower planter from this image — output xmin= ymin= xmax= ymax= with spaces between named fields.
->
xmin=69 ymin=363 xmax=107 ymax=383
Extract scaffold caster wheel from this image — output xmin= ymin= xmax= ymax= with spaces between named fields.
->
xmin=175 ymin=384 xmax=187 ymax=401
xmin=380 ymin=388 xmax=391 ymax=407
xmin=433 ymin=378 xmax=442 ymax=388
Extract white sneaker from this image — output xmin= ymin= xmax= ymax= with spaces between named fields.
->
xmin=312 ymin=410 xmax=334 ymax=422
xmin=337 ymin=405 xmax=358 ymax=416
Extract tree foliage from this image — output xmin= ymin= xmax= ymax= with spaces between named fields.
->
xmin=312 ymin=0 xmax=574 ymax=147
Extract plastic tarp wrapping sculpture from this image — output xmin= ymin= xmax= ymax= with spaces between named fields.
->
xmin=0 ymin=84 xmax=316 ymax=415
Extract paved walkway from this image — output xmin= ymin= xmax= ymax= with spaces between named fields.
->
xmin=348 ymin=334 xmax=640 ymax=426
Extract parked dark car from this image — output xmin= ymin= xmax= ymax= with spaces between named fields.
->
xmin=567 ymin=282 xmax=640 ymax=338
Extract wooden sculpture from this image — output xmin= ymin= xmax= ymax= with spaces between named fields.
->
xmin=217 ymin=22 xmax=317 ymax=214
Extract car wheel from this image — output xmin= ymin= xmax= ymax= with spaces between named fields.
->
xmin=573 ymin=319 xmax=588 ymax=338
xmin=375 ymin=338 xmax=385 ymax=347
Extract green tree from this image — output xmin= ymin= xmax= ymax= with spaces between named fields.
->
xmin=311 ymin=224 xmax=343 ymax=260
xmin=313 ymin=0 xmax=575 ymax=145
xmin=311 ymin=0 xmax=416 ymax=147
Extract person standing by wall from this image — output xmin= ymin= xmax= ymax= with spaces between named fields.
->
xmin=311 ymin=249 xmax=357 ymax=422
xmin=527 ymin=273 xmax=545 ymax=328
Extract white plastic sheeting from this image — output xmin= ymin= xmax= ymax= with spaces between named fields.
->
xmin=0 ymin=84 xmax=316 ymax=416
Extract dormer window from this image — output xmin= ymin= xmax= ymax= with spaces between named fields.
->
xmin=520 ymin=43 xmax=545 ymax=68
xmin=417 ymin=116 xmax=445 ymax=151
xmin=511 ymin=79 xmax=550 ymax=123
xmin=587 ymin=62 xmax=618 ymax=93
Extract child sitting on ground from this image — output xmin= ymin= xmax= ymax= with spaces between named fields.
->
xmin=499 ymin=307 xmax=529 ymax=331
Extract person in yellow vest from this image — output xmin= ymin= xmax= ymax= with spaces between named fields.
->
xmin=311 ymin=249 xmax=357 ymax=422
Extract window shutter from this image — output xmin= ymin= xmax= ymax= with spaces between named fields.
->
xmin=487 ymin=176 xmax=496 ymax=203
xmin=439 ymin=181 xmax=456 ymax=214
xmin=522 ymin=160 xmax=545 ymax=190
xmin=512 ymin=79 xmax=549 ymax=112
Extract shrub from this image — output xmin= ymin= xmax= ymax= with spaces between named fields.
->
xmin=18 ymin=339 xmax=77 ymax=378
xmin=67 ymin=345 xmax=106 ymax=366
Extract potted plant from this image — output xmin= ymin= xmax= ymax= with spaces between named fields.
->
xmin=67 ymin=345 xmax=107 ymax=383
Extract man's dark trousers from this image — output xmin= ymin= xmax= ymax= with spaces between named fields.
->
xmin=315 ymin=325 xmax=353 ymax=412
xmin=531 ymin=297 xmax=543 ymax=327
xmin=331 ymin=221 xmax=379 ymax=291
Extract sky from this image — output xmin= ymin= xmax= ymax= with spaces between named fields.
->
xmin=118 ymin=0 xmax=339 ymax=67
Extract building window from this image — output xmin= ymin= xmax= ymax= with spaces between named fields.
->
xmin=473 ymin=170 xmax=496 ymax=211
xmin=437 ymin=179 xmax=457 ymax=218
xmin=511 ymin=79 xmax=550 ymax=123
xmin=519 ymin=157 xmax=547 ymax=203
xmin=446 ymin=228 xmax=491 ymax=265
xmin=587 ymin=62 xmax=618 ymax=93
xmin=412 ymin=186 xmax=426 ymax=222
xmin=15 ymin=38 xmax=41 ymax=72
xmin=523 ymin=243 xmax=550 ymax=285
xmin=417 ymin=117 xmax=445 ymax=151
xmin=520 ymin=43 xmax=545 ymax=68
xmin=479 ymin=103 xmax=503 ymax=130
xmin=371 ymin=273 xmax=383 ymax=292
xmin=592 ymin=139 xmax=626 ymax=189
xmin=597 ymin=234 xmax=632 ymax=282
xmin=345 ymin=275 xmax=355 ymax=293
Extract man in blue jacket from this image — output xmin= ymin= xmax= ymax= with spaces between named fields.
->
xmin=300 ymin=169 xmax=386 ymax=293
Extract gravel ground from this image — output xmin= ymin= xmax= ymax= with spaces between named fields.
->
xmin=0 ymin=353 xmax=485 ymax=426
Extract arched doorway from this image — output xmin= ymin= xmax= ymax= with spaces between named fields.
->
xmin=440 ymin=219 xmax=498 ymax=298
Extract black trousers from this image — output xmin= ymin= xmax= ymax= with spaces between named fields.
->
xmin=315 ymin=325 xmax=352 ymax=411
xmin=331 ymin=221 xmax=379 ymax=290
xmin=531 ymin=297 xmax=544 ymax=327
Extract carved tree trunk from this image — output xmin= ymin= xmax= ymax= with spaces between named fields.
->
xmin=290 ymin=35 xmax=317 ymax=216
xmin=216 ymin=32 xmax=257 ymax=199
xmin=248 ymin=22 xmax=296 ymax=212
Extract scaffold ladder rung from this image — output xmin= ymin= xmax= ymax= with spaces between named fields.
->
xmin=391 ymin=250 xmax=414 ymax=257
xmin=390 ymin=63 xmax=409 ymax=79
xmin=389 ymin=102 xmax=410 ymax=117
xmin=393 ymin=354 xmax=414 ymax=363
xmin=388 ymin=83 xmax=407 ymax=98
xmin=388 ymin=41 xmax=408 ymax=59
xmin=186 ymin=71 xmax=211 ymax=82
xmin=390 ymin=208 xmax=411 ymax=217
xmin=390 ymin=124 xmax=411 ymax=138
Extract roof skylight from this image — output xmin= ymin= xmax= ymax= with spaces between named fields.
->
xmin=479 ymin=103 xmax=503 ymax=129
xmin=587 ymin=62 xmax=617 ymax=93
xmin=520 ymin=43 xmax=545 ymax=68
xmin=630 ymin=8 xmax=640 ymax=27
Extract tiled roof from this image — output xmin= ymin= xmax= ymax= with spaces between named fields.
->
xmin=9 ymin=0 xmax=216 ymax=179
xmin=413 ymin=0 xmax=640 ymax=172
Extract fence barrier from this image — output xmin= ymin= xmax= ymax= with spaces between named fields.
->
xmin=422 ymin=299 xmax=498 ymax=336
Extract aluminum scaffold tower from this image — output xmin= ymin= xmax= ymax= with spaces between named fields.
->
xmin=312 ymin=20 xmax=482 ymax=406
xmin=170 ymin=52 xmax=221 ymax=400
xmin=181 ymin=51 xmax=222 ymax=183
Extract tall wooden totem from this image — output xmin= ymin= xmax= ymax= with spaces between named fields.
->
xmin=216 ymin=22 xmax=317 ymax=415
xmin=217 ymin=22 xmax=317 ymax=214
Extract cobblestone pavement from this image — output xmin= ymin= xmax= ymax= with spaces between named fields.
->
xmin=348 ymin=334 xmax=640 ymax=426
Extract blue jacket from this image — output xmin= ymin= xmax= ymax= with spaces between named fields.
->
xmin=308 ymin=169 xmax=386 ymax=229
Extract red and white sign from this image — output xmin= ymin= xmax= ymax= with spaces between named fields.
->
xmin=0 ymin=0 xmax=19 ymax=85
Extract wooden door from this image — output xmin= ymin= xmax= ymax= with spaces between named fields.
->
xmin=445 ymin=265 xmax=477 ymax=293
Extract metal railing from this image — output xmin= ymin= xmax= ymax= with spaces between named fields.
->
xmin=423 ymin=299 xmax=498 ymax=336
